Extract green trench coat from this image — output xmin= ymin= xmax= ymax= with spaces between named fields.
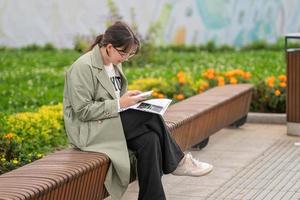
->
xmin=63 ymin=45 xmax=132 ymax=199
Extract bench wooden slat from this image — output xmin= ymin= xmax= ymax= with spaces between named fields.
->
xmin=0 ymin=84 xmax=253 ymax=200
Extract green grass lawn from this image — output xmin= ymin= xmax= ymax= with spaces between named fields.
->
xmin=0 ymin=48 xmax=285 ymax=114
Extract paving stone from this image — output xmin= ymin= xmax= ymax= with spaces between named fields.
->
xmin=121 ymin=124 xmax=299 ymax=200
xmin=206 ymin=139 xmax=300 ymax=200
xmin=290 ymin=192 xmax=300 ymax=199
xmin=278 ymin=191 xmax=297 ymax=200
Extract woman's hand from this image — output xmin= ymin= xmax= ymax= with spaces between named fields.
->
xmin=119 ymin=90 xmax=145 ymax=109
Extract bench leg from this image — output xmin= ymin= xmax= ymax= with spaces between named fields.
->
xmin=192 ymin=137 xmax=210 ymax=150
xmin=229 ymin=115 xmax=248 ymax=128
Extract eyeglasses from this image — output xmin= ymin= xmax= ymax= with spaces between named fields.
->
xmin=113 ymin=47 xmax=136 ymax=59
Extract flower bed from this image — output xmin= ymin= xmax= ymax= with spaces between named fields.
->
xmin=0 ymin=104 xmax=68 ymax=174
xmin=129 ymin=69 xmax=286 ymax=113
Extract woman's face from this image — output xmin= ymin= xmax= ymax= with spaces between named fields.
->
xmin=106 ymin=44 xmax=136 ymax=65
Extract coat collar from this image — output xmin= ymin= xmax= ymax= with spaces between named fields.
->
xmin=90 ymin=45 xmax=128 ymax=98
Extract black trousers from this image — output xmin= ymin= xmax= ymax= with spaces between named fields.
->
xmin=120 ymin=109 xmax=184 ymax=200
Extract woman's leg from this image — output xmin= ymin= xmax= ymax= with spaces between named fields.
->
xmin=126 ymin=131 xmax=166 ymax=200
xmin=143 ymin=113 xmax=185 ymax=173
xmin=120 ymin=110 xmax=184 ymax=173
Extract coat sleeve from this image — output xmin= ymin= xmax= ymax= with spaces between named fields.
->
xmin=66 ymin=62 xmax=119 ymax=122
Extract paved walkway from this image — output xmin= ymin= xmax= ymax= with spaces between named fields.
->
xmin=121 ymin=123 xmax=300 ymax=200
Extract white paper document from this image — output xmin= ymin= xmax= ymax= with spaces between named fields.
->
xmin=121 ymin=98 xmax=172 ymax=116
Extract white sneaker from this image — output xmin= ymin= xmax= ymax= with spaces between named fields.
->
xmin=172 ymin=152 xmax=213 ymax=177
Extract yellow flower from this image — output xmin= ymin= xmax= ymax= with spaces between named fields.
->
xmin=278 ymin=75 xmax=287 ymax=82
xmin=37 ymin=153 xmax=43 ymax=158
xmin=4 ymin=133 xmax=14 ymax=139
xmin=1 ymin=158 xmax=6 ymax=162
xmin=275 ymin=90 xmax=281 ymax=96
xmin=12 ymin=159 xmax=19 ymax=165
xmin=279 ymin=82 xmax=286 ymax=88
xmin=229 ymin=77 xmax=237 ymax=84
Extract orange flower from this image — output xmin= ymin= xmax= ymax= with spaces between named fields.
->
xmin=279 ymin=82 xmax=287 ymax=88
xmin=178 ymin=77 xmax=186 ymax=84
xmin=177 ymin=71 xmax=186 ymax=84
xmin=275 ymin=90 xmax=281 ymax=96
xmin=266 ymin=76 xmax=275 ymax=88
xmin=158 ymin=93 xmax=165 ymax=98
xmin=177 ymin=71 xmax=185 ymax=79
xmin=217 ymin=76 xmax=224 ymax=82
xmin=243 ymin=72 xmax=251 ymax=79
xmin=207 ymin=73 xmax=214 ymax=79
xmin=175 ymin=94 xmax=185 ymax=100
xmin=206 ymin=68 xmax=215 ymax=74
xmin=268 ymin=83 xmax=274 ymax=88
xmin=152 ymin=91 xmax=158 ymax=97
xmin=266 ymin=76 xmax=275 ymax=83
xmin=217 ymin=76 xmax=225 ymax=86
xmin=4 ymin=133 xmax=14 ymax=139
xmin=202 ymin=82 xmax=209 ymax=88
xmin=225 ymin=71 xmax=234 ymax=78
xmin=234 ymin=69 xmax=243 ymax=76
xmin=278 ymin=75 xmax=287 ymax=82
xmin=229 ymin=77 xmax=237 ymax=84
xmin=203 ymin=69 xmax=215 ymax=79
xmin=218 ymin=81 xmax=225 ymax=86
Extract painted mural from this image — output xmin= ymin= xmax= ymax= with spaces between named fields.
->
xmin=0 ymin=0 xmax=300 ymax=47
xmin=151 ymin=0 xmax=300 ymax=46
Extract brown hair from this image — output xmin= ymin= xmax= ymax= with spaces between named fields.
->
xmin=87 ymin=21 xmax=140 ymax=54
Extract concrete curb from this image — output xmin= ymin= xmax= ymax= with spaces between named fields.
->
xmin=246 ymin=112 xmax=286 ymax=124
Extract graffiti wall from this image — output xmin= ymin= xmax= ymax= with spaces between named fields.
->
xmin=0 ymin=0 xmax=300 ymax=47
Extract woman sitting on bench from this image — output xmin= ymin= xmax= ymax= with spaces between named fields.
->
xmin=63 ymin=21 xmax=213 ymax=200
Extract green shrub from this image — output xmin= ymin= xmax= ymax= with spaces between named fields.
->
xmin=73 ymin=35 xmax=92 ymax=53
xmin=0 ymin=104 xmax=68 ymax=175
xmin=43 ymin=43 xmax=56 ymax=51
xmin=19 ymin=43 xmax=57 ymax=51
xmin=251 ymin=75 xmax=286 ymax=113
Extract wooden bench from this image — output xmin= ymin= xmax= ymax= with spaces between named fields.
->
xmin=0 ymin=84 xmax=253 ymax=200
